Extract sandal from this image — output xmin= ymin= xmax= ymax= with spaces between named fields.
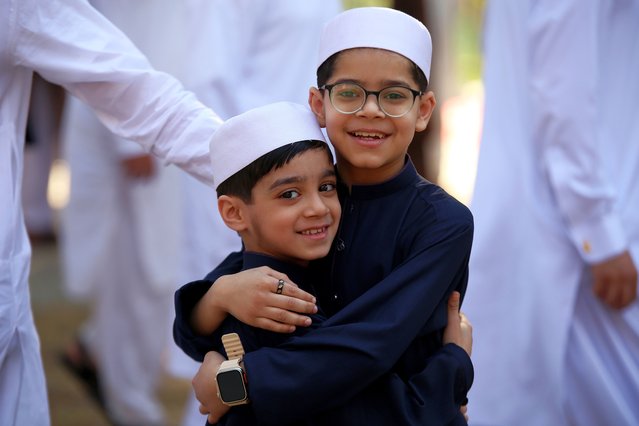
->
xmin=60 ymin=337 xmax=104 ymax=408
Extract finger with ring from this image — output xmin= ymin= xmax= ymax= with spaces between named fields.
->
xmin=276 ymin=279 xmax=285 ymax=295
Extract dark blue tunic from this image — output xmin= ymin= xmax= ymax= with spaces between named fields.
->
xmin=196 ymin=252 xmax=325 ymax=426
xmin=174 ymin=157 xmax=474 ymax=425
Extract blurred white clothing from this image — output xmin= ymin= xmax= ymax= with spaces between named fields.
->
xmin=465 ymin=1 xmax=639 ymax=425
xmin=0 ymin=0 xmax=220 ymax=423
xmin=182 ymin=0 xmax=343 ymax=120
xmin=59 ymin=1 xmax=195 ymax=423
xmin=22 ymin=75 xmax=61 ymax=237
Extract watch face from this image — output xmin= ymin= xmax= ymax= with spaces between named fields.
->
xmin=217 ymin=368 xmax=247 ymax=403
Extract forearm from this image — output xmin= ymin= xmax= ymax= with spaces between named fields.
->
xmin=191 ymin=275 xmax=234 ymax=335
xmin=16 ymin=0 xmax=220 ymax=185
xmin=174 ymin=251 xmax=244 ymax=361
xmin=310 ymin=343 xmax=473 ymax=426
xmin=173 ymin=280 xmax=216 ymax=362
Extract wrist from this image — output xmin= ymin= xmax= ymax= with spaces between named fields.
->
xmin=216 ymin=333 xmax=250 ymax=406
xmin=193 ymin=282 xmax=227 ymax=335
xmin=211 ymin=275 xmax=233 ymax=314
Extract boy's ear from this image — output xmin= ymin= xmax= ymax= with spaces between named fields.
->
xmin=415 ymin=91 xmax=436 ymax=133
xmin=218 ymin=195 xmax=248 ymax=232
xmin=308 ymin=86 xmax=327 ymax=127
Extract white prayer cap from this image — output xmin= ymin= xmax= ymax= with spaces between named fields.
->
xmin=210 ymin=102 xmax=326 ymax=189
xmin=317 ymin=7 xmax=432 ymax=82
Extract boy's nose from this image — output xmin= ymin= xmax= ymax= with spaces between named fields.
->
xmin=358 ymin=93 xmax=386 ymax=117
xmin=305 ymin=193 xmax=331 ymax=215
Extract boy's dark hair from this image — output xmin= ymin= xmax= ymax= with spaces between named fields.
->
xmin=217 ymin=140 xmax=333 ymax=202
xmin=316 ymin=50 xmax=429 ymax=91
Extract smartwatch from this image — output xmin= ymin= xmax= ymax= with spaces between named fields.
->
xmin=216 ymin=333 xmax=249 ymax=406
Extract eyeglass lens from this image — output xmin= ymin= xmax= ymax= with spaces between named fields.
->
xmin=328 ymin=83 xmax=417 ymax=117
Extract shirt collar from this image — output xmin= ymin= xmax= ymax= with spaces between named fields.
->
xmin=337 ymin=155 xmax=420 ymax=200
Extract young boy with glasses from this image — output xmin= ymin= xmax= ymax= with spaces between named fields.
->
xmin=175 ymin=7 xmax=474 ymax=425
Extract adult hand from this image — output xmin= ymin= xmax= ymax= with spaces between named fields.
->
xmin=591 ymin=251 xmax=637 ymax=309
xmin=443 ymin=291 xmax=473 ymax=356
xmin=193 ymin=351 xmax=229 ymax=424
xmin=208 ymin=267 xmax=318 ymax=333
xmin=121 ymin=154 xmax=154 ymax=178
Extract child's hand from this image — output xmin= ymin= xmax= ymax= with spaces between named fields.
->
xmin=193 ymin=351 xmax=229 ymax=424
xmin=213 ymin=267 xmax=318 ymax=333
xmin=443 ymin=291 xmax=473 ymax=356
xmin=460 ymin=404 xmax=469 ymax=422
xmin=591 ymin=251 xmax=637 ymax=309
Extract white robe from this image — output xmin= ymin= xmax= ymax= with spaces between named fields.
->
xmin=60 ymin=0 xmax=189 ymax=298
xmin=0 ymin=0 xmax=219 ymax=424
xmin=21 ymin=75 xmax=59 ymax=236
xmin=59 ymin=1 xmax=209 ymax=423
xmin=465 ymin=1 xmax=639 ymax=425
xmin=182 ymin=0 xmax=342 ymax=119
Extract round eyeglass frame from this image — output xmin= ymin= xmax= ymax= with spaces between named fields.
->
xmin=320 ymin=82 xmax=423 ymax=118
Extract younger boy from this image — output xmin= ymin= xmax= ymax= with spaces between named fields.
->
xmin=191 ymin=101 xmax=340 ymax=424
xmin=176 ymin=7 xmax=473 ymax=425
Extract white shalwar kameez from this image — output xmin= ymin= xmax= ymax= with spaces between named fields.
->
xmin=59 ymin=1 xmax=194 ymax=423
xmin=465 ymin=1 xmax=639 ymax=425
xmin=0 ymin=0 xmax=220 ymax=424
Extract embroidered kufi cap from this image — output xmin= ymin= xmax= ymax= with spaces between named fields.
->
xmin=210 ymin=102 xmax=326 ymax=189
xmin=317 ymin=7 xmax=432 ymax=82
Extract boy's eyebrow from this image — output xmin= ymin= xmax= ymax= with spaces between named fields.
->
xmin=268 ymin=168 xmax=336 ymax=190
xmin=269 ymin=176 xmax=304 ymax=190
xmin=332 ymin=78 xmax=413 ymax=87
xmin=322 ymin=168 xmax=337 ymax=178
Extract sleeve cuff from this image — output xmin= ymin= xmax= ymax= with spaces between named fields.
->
xmin=173 ymin=280 xmax=214 ymax=362
xmin=115 ymin=136 xmax=148 ymax=157
xmin=569 ymin=212 xmax=627 ymax=263
xmin=443 ymin=343 xmax=474 ymax=404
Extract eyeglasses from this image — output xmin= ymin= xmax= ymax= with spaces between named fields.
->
xmin=320 ymin=82 xmax=423 ymax=118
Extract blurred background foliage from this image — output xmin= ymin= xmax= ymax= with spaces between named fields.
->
xmin=454 ymin=0 xmax=484 ymax=83
xmin=343 ymin=0 xmax=392 ymax=8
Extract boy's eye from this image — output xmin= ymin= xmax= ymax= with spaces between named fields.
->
xmin=320 ymin=182 xmax=337 ymax=192
xmin=280 ymin=189 xmax=300 ymax=199
xmin=336 ymin=89 xmax=361 ymax=99
xmin=381 ymin=87 xmax=410 ymax=102
xmin=383 ymin=91 xmax=407 ymax=100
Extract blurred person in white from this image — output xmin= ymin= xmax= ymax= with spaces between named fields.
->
xmin=57 ymin=1 xmax=227 ymax=425
xmin=173 ymin=2 xmax=342 ymax=425
xmin=0 ymin=0 xmax=223 ymax=424
xmin=182 ymin=0 xmax=342 ymax=119
xmin=464 ymin=1 xmax=639 ymax=425
xmin=22 ymin=74 xmax=64 ymax=243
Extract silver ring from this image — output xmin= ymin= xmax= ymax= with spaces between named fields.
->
xmin=276 ymin=279 xmax=285 ymax=295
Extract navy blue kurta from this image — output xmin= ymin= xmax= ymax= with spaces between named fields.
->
xmin=195 ymin=252 xmax=324 ymax=425
xmin=174 ymin=157 xmax=474 ymax=425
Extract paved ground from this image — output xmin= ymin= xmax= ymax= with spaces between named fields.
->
xmin=30 ymin=239 xmax=192 ymax=426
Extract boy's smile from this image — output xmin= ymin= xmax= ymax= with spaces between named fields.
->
xmin=310 ymin=48 xmax=435 ymax=186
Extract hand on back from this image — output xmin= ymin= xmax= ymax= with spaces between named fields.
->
xmin=443 ymin=291 xmax=472 ymax=356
